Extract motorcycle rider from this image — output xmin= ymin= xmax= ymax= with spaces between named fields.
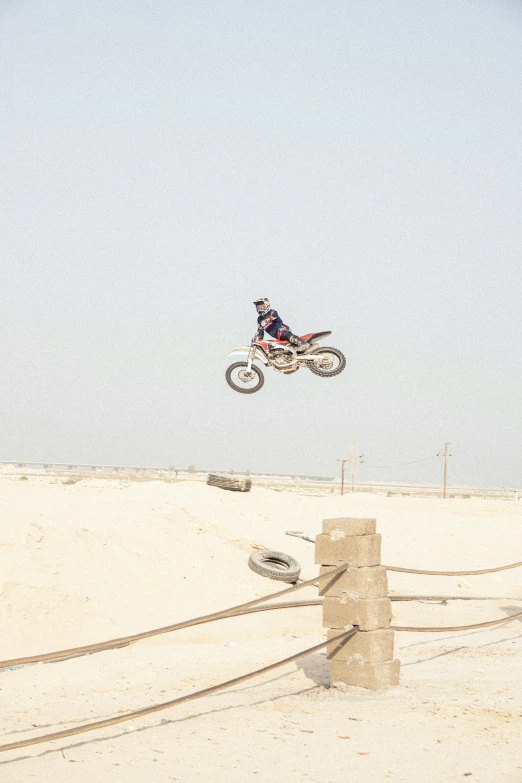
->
xmin=253 ymin=298 xmax=308 ymax=351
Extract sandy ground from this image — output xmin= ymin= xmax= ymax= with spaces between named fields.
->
xmin=1 ymin=476 xmax=521 ymax=782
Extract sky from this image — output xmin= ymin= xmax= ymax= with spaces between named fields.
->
xmin=1 ymin=0 xmax=521 ymax=488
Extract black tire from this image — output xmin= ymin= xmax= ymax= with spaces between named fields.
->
xmin=207 ymin=474 xmax=252 ymax=492
xmin=248 ymin=550 xmax=301 ymax=583
xmin=226 ymin=362 xmax=265 ymax=394
xmin=308 ymin=347 xmax=346 ymax=377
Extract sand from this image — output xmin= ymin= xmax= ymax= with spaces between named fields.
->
xmin=1 ymin=476 xmax=521 ymax=782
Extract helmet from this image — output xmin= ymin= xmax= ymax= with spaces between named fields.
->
xmin=253 ymin=298 xmax=270 ymax=316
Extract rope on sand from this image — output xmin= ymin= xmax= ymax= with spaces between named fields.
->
xmin=384 ymin=560 xmax=522 ymax=576
xmin=392 ymin=608 xmax=522 ymax=632
xmin=0 ymin=627 xmax=358 ymax=753
xmin=3 ymin=606 xmax=521 ymax=753
xmin=0 ymin=565 xmax=349 ymax=669
xmin=3 ymin=591 xmax=521 ymax=670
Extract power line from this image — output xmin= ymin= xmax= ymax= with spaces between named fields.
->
xmin=364 ymin=456 xmax=438 ymax=468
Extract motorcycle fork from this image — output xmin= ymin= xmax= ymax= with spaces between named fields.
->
xmin=246 ymin=345 xmax=255 ymax=372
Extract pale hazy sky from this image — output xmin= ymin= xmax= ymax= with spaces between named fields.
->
xmin=1 ymin=0 xmax=521 ymax=488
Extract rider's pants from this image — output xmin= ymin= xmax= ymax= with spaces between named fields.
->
xmin=277 ymin=326 xmax=296 ymax=341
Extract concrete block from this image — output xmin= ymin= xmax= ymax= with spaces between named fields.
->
xmin=315 ymin=533 xmax=381 ymax=567
xmin=326 ymin=628 xmax=394 ymax=663
xmin=323 ymin=597 xmax=392 ymax=631
xmin=330 ymin=658 xmax=400 ymax=690
xmin=322 ymin=517 xmax=376 ymax=537
xmin=319 ymin=565 xmax=388 ymax=599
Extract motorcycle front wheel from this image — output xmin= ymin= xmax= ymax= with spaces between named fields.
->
xmin=226 ymin=362 xmax=265 ymax=394
xmin=308 ymin=347 xmax=346 ymax=377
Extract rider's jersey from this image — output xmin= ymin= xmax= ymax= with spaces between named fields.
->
xmin=257 ymin=309 xmax=288 ymax=338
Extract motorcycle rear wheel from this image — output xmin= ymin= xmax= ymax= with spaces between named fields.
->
xmin=308 ymin=347 xmax=346 ymax=377
xmin=226 ymin=362 xmax=265 ymax=394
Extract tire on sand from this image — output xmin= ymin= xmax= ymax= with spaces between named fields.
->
xmin=207 ymin=474 xmax=252 ymax=492
xmin=308 ymin=346 xmax=346 ymax=378
xmin=248 ymin=550 xmax=301 ymax=583
xmin=226 ymin=362 xmax=264 ymax=394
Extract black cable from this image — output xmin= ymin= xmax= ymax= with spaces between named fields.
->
xmin=364 ymin=456 xmax=438 ymax=468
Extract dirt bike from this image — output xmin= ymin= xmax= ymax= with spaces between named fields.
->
xmin=225 ymin=331 xmax=346 ymax=394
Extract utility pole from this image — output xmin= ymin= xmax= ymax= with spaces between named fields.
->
xmin=337 ymin=458 xmax=348 ymax=496
xmin=348 ymin=441 xmax=365 ymax=492
xmin=437 ymin=442 xmax=452 ymax=498
xmin=338 ymin=443 xmax=365 ymax=495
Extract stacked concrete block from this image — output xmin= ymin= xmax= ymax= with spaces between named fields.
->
xmin=316 ymin=517 xmax=400 ymax=690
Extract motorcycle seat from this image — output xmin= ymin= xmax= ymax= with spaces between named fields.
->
xmin=263 ymin=333 xmax=315 ymax=344
xmin=306 ymin=331 xmax=332 ymax=342
xmin=256 ymin=331 xmax=331 ymax=349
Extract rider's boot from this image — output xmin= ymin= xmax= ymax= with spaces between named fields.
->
xmin=288 ymin=334 xmax=309 ymax=353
